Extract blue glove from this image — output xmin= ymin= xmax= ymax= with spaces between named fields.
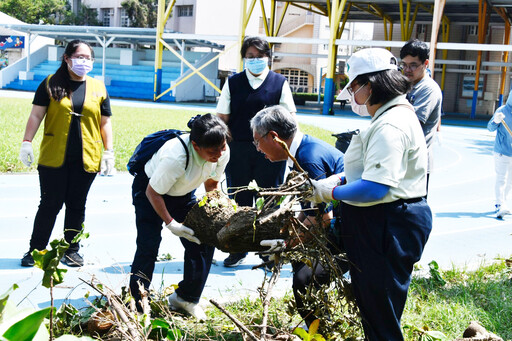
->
xmin=332 ymin=179 xmax=389 ymax=202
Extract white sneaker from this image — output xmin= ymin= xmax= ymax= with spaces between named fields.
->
xmin=497 ymin=207 xmax=511 ymax=219
xmin=168 ymin=292 xmax=207 ymax=321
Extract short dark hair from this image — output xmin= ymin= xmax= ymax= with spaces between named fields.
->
xmin=48 ymin=40 xmax=94 ymax=101
xmin=355 ymin=69 xmax=411 ymax=106
xmin=189 ymin=114 xmax=231 ymax=148
xmin=400 ymin=39 xmax=429 ymax=63
xmin=240 ymin=36 xmax=271 ymax=59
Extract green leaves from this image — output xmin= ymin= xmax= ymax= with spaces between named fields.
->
xmin=0 ymin=285 xmax=18 ymax=317
xmin=428 ymin=260 xmax=447 ymax=287
xmin=2 ymin=307 xmax=52 ymax=341
xmin=32 ymin=238 xmax=70 ymax=288
xmin=403 ymin=324 xmax=447 ymax=341
xmin=150 ymin=318 xmax=183 ymax=340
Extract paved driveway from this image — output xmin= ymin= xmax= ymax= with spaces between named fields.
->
xmin=1 ymin=91 xmax=510 ymax=311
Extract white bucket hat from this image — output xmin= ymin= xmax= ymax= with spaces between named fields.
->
xmin=337 ymin=48 xmax=398 ymax=100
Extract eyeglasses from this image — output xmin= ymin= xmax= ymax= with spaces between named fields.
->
xmin=399 ymin=62 xmax=422 ymax=71
xmin=253 ymin=132 xmax=269 ymax=148
xmin=347 ymin=82 xmax=367 ymax=96
xmin=72 ymin=55 xmax=94 ymax=62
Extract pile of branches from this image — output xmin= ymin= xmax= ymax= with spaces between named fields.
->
xmin=184 ymin=170 xmax=313 ymax=253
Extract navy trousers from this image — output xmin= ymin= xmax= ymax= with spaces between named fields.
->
xmin=29 ymin=160 xmax=96 ymax=253
xmin=130 ymin=172 xmax=215 ymax=306
xmin=340 ymin=198 xmax=432 ymax=341
xmin=225 ymin=141 xmax=286 ymax=206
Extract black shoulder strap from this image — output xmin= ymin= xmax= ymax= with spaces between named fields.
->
xmin=175 ymin=134 xmax=190 ymax=170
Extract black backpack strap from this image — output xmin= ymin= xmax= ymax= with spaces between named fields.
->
xmin=175 ymin=134 xmax=189 ymax=170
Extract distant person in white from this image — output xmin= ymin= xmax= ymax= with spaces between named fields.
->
xmin=488 ymin=89 xmax=512 ymax=219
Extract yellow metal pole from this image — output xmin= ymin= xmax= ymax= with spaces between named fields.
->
xmin=154 ymin=0 xmax=165 ymax=101
xmin=238 ymin=0 xmax=257 ymax=72
xmin=494 ymin=7 xmax=511 ymax=106
xmin=405 ymin=0 xmax=411 ymax=40
xmin=406 ymin=6 xmax=419 ymax=41
xmin=471 ymin=0 xmax=488 ymax=118
xmin=163 ymin=0 xmax=177 ymax=23
xmin=259 ymin=0 xmax=270 ymax=36
xmin=270 ymin=0 xmax=276 ymax=37
xmin=156 ymin=41 xmax=239 ymax=100
xmin=440 ymin=20 xmax=450 ymax=91
xmin=399 ymin=0 xmax=405 ymax=41
xmin=337 ymin=3 xmax=351 ymax=39
xmin=274 ymin=1 xmax=290 ymax=36
xmin=500 ymin=22 xmax=511 ymax=106
xmin=323 ymin=0 xmax=347 ymax=115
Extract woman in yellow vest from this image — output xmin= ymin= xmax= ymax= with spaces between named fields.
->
xmin=19 ymin=40 xmax=114 ymax=268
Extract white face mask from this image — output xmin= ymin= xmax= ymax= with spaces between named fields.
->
xmin=350 ymin=83 xmax=371 ymax=116
xmin=69 ymin=58 xmax=93 ymax=77
xmin=244 ymin=57 xmax=268 ymax=75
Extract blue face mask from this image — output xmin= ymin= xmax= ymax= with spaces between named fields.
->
xmin=244 ymin=57 xmax=269 ymax=75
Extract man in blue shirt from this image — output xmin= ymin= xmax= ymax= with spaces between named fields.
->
xmin=250 ymin=105 xmax=345 ymax=328
xmin=488 ymin=89 xmax=512 ymax=218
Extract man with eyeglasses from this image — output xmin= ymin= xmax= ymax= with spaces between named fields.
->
xmin=216 ymin=36 xmax=296 ymax=267
xmin=250 ymin=105 xmax=346 ymax=328
xmin=400 ymin=39 xmax=442 ymax=195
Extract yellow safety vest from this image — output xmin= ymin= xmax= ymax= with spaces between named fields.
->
xmin=38 ymin=75 xmax=107 ymax=173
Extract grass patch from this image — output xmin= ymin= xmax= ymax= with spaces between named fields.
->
xmin=0 ymin=97 xmax=339 ymax=173
xmin=402 ymin=258 xmax=512 ymax=340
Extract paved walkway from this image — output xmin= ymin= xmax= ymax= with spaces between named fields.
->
xmin=1 ymin=90 xmax=510 ymax=312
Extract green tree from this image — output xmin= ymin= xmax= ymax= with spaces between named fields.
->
xmin=121 ymin=0 xmax=160 ymax=28
xmin=0 ymin=0 xmax=69 ymax=24
xmin=62 ymin=3 xmax=101 ymax=26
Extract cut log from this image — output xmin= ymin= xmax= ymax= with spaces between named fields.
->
xmin=184 ymin=191 xmax=301 ymax=252
xmin=183 ymin=190 xmax=236 ymax=247
xmin=216 ymin=206 xmax=293 ymax=253
xmin=184 ymin=171 xmax=312 ymax=253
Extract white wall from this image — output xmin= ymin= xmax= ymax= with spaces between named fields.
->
xmin=82 ymin=0 xmax=124 ymax=26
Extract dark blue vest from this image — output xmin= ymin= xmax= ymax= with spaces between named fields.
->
xmin=228 ymin=70 xmax=286 ymax=141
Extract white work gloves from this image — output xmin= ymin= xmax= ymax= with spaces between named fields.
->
xmin=19 ymin=141 xmax=34 ymax=167
xmin=100 ymin=149 xmax=116 ymax=176
xmin=166 ymin=220 xmax=201 ymax=244
xmin=260 ymin=239 xmax=286 ymax=253
xmin=493 ymin=112 xmax=505 ymax=124
xmin=307 ymin=174 xmax=343 ymax=203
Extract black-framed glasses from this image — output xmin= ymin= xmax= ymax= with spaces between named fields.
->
xmin=399 ymin=62 xmax=421 ymax=71
xmin=253 ymin=132 xmax=269 ymax=148
xmin=347 ymin=82 xmax=367 ymax=96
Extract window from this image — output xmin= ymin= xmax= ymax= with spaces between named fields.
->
xmin=468 ymin=25 xmax=478 ymax=36
xmin=417 ymin=24 xmax=426 ymax=34
xmin=102 ymin=8 xmax=113 ymax=27
xmin=120 ymin=8 xmax=130 ymax=27
xmin=177 ymin=5 xmax=193 ymax=17
xmin=277 ymin=69 xmax=309 ymax=92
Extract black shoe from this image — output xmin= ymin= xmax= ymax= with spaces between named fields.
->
xmin=223 ymin=253 xmax=247 ymax=267
xmin=61 ymin=251 xmax=84 ymax=267
xmin=21 ymin=252 xmax=35 ymax=267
